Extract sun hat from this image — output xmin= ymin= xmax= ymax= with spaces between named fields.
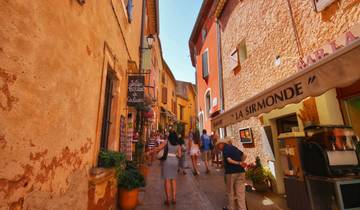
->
xmin=215 ymin=136 xmax=233 ymax=146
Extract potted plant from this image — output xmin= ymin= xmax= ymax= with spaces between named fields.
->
xmin=98 ymin=149 xmax=126 ymax=174
xmin=245 ymin=156 xmax=273 ymax=192
xmin=118 ymin=162 xmax=146 ymax=210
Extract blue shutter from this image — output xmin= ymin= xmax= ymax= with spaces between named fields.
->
xmin=127 ymin=0 xmax=133 ymax=23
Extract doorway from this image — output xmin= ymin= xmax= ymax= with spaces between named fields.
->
xmin=100 ymin=69 xmax=116 ymax=150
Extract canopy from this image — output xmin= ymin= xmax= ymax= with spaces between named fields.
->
xmin=212 ymin=37 xmax=360 ymax=130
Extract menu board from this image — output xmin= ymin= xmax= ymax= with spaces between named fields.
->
xmin=127 ymin=75 xmax=144 ymax=106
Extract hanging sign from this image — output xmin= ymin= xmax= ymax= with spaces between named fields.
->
xmin=127 ymin=75 xmax=145 ymax=106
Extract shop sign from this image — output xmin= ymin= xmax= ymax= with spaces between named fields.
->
xmin=127 ymin=75 xmax=145 ymax=106
xmin=298 ymin=29 xmax=359 ymax=71
xmin=213 ymin=82 xmax=305 ymax=129
xmin=312 ymin=0 xmax=337 ymax=12
xmin=212 ymin=37 xmax=360 ymax=129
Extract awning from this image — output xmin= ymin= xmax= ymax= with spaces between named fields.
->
xmin=212 ymin=36 xmax=360 ymax=130
xmin=160 ymin=107 xmax=177 ymax=122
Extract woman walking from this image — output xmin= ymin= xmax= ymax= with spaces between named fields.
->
xmin=146 ymin=127 xmax=181 ymax=205
xmin=189 ymin=130 xmax=201 ymax=175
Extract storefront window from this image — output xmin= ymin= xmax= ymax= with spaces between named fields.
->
xmin=276 ymin=114 xmax=299 ymax=134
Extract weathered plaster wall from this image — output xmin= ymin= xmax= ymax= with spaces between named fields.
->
xmin=0 ymin=0 xmax=142 ymax=209
xmin=220 ymin=0 xmax=360 ymax=164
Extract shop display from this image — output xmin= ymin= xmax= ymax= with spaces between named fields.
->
xmin=302 ymin=125 xmax=360 ymax=177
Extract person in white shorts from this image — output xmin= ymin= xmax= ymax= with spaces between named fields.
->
xmin=188 ymin=130 xmax=201 ymax=175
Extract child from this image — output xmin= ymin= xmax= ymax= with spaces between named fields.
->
xmin=177 ymin=134 xmax=187 ymax=175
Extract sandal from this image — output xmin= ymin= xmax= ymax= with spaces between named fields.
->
xmin=164 ymin=200 xmax=170 ymax=206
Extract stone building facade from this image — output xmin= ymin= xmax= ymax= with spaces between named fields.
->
xmin=0 ymin=0 xmax=145 ymax=209
xmin=176 ymin=81 xmax=197 ymax=137
xmin=217 ymin=0 xmax=360 ymax=192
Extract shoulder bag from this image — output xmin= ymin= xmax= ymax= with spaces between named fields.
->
xmin=156 ymin=142 xmax=168 ymax=161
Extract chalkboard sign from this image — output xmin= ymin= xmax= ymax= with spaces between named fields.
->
xmin=127 ymin=75 xmax=145 ymax=106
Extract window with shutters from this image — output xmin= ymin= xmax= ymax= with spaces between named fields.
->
xmin=100 ymin=70 xmax=116 ymax=150
xmin=202 ymin=28 xmax=207 ymax=42
xmin=162 ymin=87 xmax=167 ymax=104
xmin=231 ymin=40 xmax=248 ymax=75
xmin=179 ymin=105 xmax=184 ymax=121
xmin=202 ymin=50 xmax=209 ymax=79
xmin=123 ymin=0 xmax=133 ymax=23
xmin=205 ymin=91 xmax=211 ymax=116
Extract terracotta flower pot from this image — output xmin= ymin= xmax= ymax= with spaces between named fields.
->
xmin=118 ymin=188 xmax=139 ymax=210
xmin=139 ymin=165 xmax=149 ymax=177
xmin=253 ymin=182 xmax=268 ymax=193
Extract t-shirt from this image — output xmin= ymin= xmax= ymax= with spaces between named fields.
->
xmin=201 ymin=134 xmax=211 ymax=151
xmin=223 ymin=144 xmax=245 ymax=174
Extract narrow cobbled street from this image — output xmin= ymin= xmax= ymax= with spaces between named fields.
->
xmin=137 ymin=155 xmax=289 ymax=210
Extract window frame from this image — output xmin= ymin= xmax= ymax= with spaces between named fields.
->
xmin=202 ymin=49 xmax=210 ymax=79
xmin=204 ymin=89 xmax=212 ymax=117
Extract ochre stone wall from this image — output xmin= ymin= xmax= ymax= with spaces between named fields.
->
xmin=220 ymin=0 xmax=360 ymax=164
xmin=0 ymin=0 xmax=142 ymax=209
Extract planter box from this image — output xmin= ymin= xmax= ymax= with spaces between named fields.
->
xmin=88 ymin=168 xmax=117 ymax=210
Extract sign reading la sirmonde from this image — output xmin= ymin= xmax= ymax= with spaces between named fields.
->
xmin=212 ymin=81 xmax=306 ymax=129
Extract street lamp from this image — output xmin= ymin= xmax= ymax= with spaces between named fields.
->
xmin=146 ymin=35 xmax=154 ymax=49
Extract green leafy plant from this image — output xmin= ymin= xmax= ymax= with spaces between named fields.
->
xmin=245 ymin=156 xmax=273 ymax=184
xmin=118 ymin=162 xmax=146 ymax=190
xmin=98 ymin=150 xmax=126 ymax=171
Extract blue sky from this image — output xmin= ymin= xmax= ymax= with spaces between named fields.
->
xmin=159 ymin=0 xmax=202 ymax=84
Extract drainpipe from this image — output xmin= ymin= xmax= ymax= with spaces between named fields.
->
xmin=285 ymin=0 xmax=304 ymax=58
xmin=216 ymin=19 xmax=224 ymax=113
xmin=216 ymin=19 xmax=226 ymax=137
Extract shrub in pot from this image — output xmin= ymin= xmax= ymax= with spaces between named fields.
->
xmin=118 ymin=163 xmax=146 ymax=210
xmin=245 ymin=156 xmax=273 ymax=192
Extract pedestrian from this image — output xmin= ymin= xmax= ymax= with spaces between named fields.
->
xmin=146 ymin=132 xmax=158 ymax=166
xmin=177 ymin=134 xmax=187 ymax=175
xmin=146 ymin=127 xmax=182 ymax=206
xmin=216 ymin=137 xmax=247 ymax=210
xmin=200 ymin=129 xmax=212 ymax=174
xmin=189 ymin=129 xmax=201 ymax=175
xmin=210 ymin=131 xmax=220 ymax=167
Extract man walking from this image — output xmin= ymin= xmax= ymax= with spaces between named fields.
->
xmin=200 ymin=129 xmax=211 ymax=174
xmin=216 ymin=137 xmax=247 ymax=210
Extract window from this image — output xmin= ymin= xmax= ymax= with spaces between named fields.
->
xmin=230 ymin=40 xmax=248 ymax=74
xmin=202 ymin=28 xmax=207 ymax=42
xmin=202 ymin=50 xmax=209 ymax=79
xmin=162 ymin=73 xmax=165 ymax=84
xmin=172 ymin=100 xmax=177 ymax=114
xmin=162 ymin=87 xmax=167 ymax=104
xmin=100 ymin=70 xmax=116 ymax=150
xmin=238 ymin=40 xmax=248 ymax=63
xmin=179 ymin=105 xmax=184 ymax=121
xmin=276 ymin=114 xmax=299 ymax=135
xmin=124 ymin=0 xmax=133 ymax=23
xmin=205 ymin=91 xmax=211 ymax=116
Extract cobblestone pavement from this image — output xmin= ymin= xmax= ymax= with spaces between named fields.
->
xmin=136 ymin=155 xmax=289 ymax=210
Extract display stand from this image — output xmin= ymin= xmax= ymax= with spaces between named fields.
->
xmin=305 ymin=175 xmax=360 ymax=210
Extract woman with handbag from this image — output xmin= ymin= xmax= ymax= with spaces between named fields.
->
xmin=147 ymin=127 xmax=181 ymax=205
